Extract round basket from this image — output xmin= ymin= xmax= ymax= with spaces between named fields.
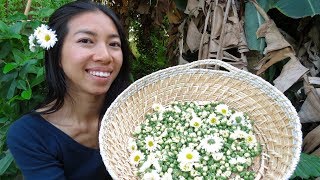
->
xmin=99 ymin=59 xmax=302 ymax=179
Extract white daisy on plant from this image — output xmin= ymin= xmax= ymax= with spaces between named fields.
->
xmin=177 ymin=147 xmax=200 ymax=164
xmin=129 ymin=150 xmax=144 ymax=166
xmin=34 ymin=24 xmax=49 ymax=36
xmin=28 ymin=34 xmax=36 ymax=52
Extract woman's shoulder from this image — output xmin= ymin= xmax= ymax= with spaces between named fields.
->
xmin=7 ymin=112 xmax=59 ymax=145
xmin=8 ymin=113 xmax=49 ymax=133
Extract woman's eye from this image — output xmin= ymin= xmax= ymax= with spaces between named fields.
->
xmin=78 ymin=38 xmax=92 ymax=44
xmin=110 ymin=42 xmax=121 ymax=47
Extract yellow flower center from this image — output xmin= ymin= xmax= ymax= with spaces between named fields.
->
xmin=186 ymin=153 xmax=193 ymax=160
xmin=222 ymin=109 xmax=227 ymax=114
xmin=194 ymin=122 xmax=199 ymax=127
xmin=45 ymin=34 xmax=51 ymax=42
xmin=148 ymin=141 xmax=154 ymax=147
xmin=210 ymin=118 xmax=217 ymax=123
xmin=247 ymin=136 xmax=253 ymax=142
xmin=134 ymin=155 xmax=140 ymax=162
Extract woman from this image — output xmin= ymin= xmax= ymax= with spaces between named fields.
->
xmin=7 ymin=1 xmax=132 ymax=179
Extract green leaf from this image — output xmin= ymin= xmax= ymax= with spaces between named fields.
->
xmin=0 ymin=117 xmax=8 ymax=123
xmin=19 ymin=59 xmax=38 ymax=78
xmin=17 ymin=80 xmax=27 ymax=90
xmin=0 ymin=41 xmax=12 ymax=59
xmin=174 ymin=0 xmax=187 ymax=11
xmin=291 ymin=153 xmax=320 ymax=179
xmin=3 ymin=63 xmax=18 ymax=74
xmin=0 ymin=21 xmax=9 ymax=33
xmin=0 ymin=151 xmax=14 ymax=175
xmin=12 ymin=49 xmax=25 ymax=64
xmin=274 ymin=0 xmax=320 ymax=19
xmin=9 ymin=21 xmax=23 ymax=35
xmin=7 ymin=12 xmax=27 ymax=22
xmin=244 ymin=0 xmax=277 ymax=53
xmin=6 ymin=80 xmax=17 ymax=99
xmin=21 ymin=89 xmax=32 ymax=100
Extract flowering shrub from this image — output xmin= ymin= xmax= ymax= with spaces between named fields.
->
xmin=128 ymin=101 xmax=262 ymax=180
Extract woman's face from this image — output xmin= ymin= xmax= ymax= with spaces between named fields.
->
xmin=61 ymin=10 xmax=123 ymax=97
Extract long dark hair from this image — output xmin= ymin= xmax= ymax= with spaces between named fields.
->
xmin=36 ymin=0 xmax=132 ymax=118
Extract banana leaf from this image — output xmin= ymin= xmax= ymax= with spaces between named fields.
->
xmin=245 ymin=0 xmax=320 ymax=53
xmin=290 ymin=153 xmax=320 ymax=179
xmin=244 ymin=0 xmax=276 ymax=52
xmin=275 ymin=0 xmax=320 ymax=19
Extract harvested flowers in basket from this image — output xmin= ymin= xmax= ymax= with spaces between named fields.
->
xmin=128 ymin=101 xmax=262 ymax=180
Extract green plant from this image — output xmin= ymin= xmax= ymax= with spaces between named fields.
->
xmin=130 ymin=18 xmax=170 ymax=80
xmin=0 ymin=1 xmax=71 ymax=178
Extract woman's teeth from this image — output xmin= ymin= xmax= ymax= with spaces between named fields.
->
xmin=89 ymin=71 xmax=110 ymax=78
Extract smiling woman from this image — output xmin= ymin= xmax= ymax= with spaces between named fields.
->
xmin=6 ymin=1 xmax=132 ymax=180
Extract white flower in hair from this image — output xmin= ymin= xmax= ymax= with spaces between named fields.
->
xmin=28 ymin=34 xmax=36 ymax=52
xmin=37 ymin=28 xmax=58 ymax=50
xmin=29 ymin=24 xmax=57 ymax=51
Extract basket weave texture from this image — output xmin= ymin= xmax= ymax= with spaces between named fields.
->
xmin=99 ymin=59 xmax=302 ymax=180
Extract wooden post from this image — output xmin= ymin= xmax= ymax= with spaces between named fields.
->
xmin=24 ymin=0 xmax=32 ymax=15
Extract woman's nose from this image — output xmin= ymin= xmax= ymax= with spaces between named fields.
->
xmin=93 ymin=43 xmax=111 ymax=62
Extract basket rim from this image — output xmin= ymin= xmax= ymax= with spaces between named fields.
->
xmin=99 ymin=59 xmax=302 ymax=179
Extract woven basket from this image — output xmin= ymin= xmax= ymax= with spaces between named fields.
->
xmin=99 ymin=59 xmax=302 ymax=180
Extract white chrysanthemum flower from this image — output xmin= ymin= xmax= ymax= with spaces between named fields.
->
xmin=162 ymin=172 xmax=173 ymax=180
xmin=215 ymin=104 xmax=229 ymax=116
xmin=194 ymin=176 xmax=203 ymax=180
xmin=212 ymin=152 xmax=224 ymax=161
xmin=127 ymin=138 xmax=137 ymax=152
xmin=224 ymin=170 xmax=232 ymax=178
xmin=145 ymin=136 xmax=158 ymax=151
xmin=207 ymin=113 xmax=220 ymax=125
xmin=36 ymin=28 xmax=58 ymax=50
xmin=134 ymin=125 xmax=141 ymax=134
xmin=142 ymin=170 xmax=160 ymax=180
xmin=200 ymin=135 xmax=224 ymax=153
xmin=230 ymin=112 xmax=245 ymax=124
xmin=190 ymin=116 xmax=202 ymax=129
xmin=177 ymin=147 xmax=200 ymax=163
xmin=130 ymin=150 xmax=144 ymax=166
xmin=152 ymin=103 xmax=164 ymax=112
xmin=229 ymin=157 xmax=237 ymax=165
xmin=179 ymin=162 xmax=193 ymax=172
xmin=237 ymin=157 xmax=247 ymax=164
xmin=245 ymin=133 xmax=257 ymax=147
xmin=28 ymin=34 xmax=37 ymax=52
xmin=34 ymin=24 xmax=49 ymax=37
xmin=190 ymin=169 xmax=200 ymax=177
xmin=230 ymin=129 xmax=247 ymax=139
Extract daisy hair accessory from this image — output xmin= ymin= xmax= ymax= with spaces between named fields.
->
xmin=99 ymin=59 xmax=302 ymax=179
xmin=28 ymin=24 xmax=58 ymax=52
